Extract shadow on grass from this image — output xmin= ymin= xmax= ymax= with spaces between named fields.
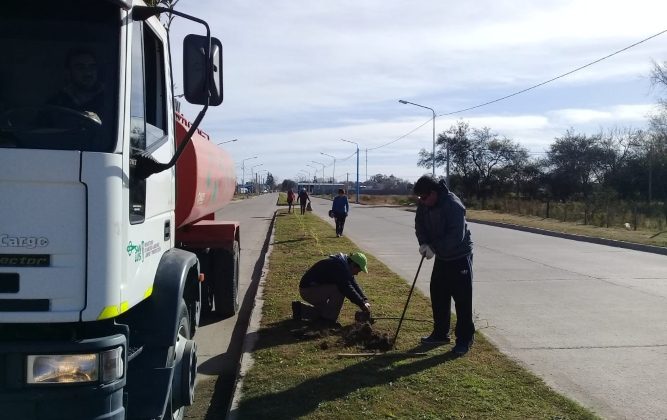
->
xmin=232 ymin=348 xmax=459 ymax=419
xmin=271 ymin=238 xmax=312 ymax=245
xmin=247 ymin=318 xmax=354 ymax=352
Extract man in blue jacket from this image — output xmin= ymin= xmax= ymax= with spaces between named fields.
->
xmin=413 ymin=175 xmax=474 ymax=355
xmin=293 ymin=252 xmax=371 ymax=325
xmin=331 ymin=188 xmax=350 ymax=237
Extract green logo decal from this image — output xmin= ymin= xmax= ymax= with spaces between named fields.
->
xmin=127 ymin=241 xmax=143 ymax=262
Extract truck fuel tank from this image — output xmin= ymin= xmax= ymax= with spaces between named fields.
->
xmin=174 ymin=112 xmax=236 ymax=228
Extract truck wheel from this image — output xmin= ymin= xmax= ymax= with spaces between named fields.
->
xmin=165 ymin=303 xmax=197 ymax=420
xmin=211 ymin=240 xmax=240 ymax=318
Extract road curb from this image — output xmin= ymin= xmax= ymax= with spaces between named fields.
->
xmin=227 ymin=210 xmax=278 ymax=419
xmin=468 ymin=218 xmax=667 ymax=256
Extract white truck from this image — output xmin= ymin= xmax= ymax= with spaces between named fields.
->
xmin=0 ymin=1 xmax=240 ymax=419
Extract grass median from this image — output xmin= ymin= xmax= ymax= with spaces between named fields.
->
xmin=234 ymin=210 xmax=597 ymax=419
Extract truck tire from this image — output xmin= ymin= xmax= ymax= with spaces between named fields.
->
xmin=164 ymin=303 xmax=196 ymax=420
xmin=211 ymin=240 xmax=240 ymax=318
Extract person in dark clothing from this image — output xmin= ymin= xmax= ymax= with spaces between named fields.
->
xmin=287 ymin=188 xmax=295 ymax=213
xmin=297 ymin=188 xmax=310 ymax=215
xmin=293 ymin=252 xmax=370 ymax=324
xmin=331 ymin=188 xmax=349 ymax=237
xmin=413 ymin=175 xmax=474 ymax=356
xmin=50 ymin=48 xmax=105 ymax=121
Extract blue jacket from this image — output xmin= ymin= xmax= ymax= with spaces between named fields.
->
xmin=415 ymin=181 xmax=472 ymax=260
xmin=332 ymin=195 xmax=349 ymax=215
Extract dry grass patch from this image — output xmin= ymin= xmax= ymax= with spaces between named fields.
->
xmin=467 ymin=209 xmax=667 ymax=248
xmin=235 ymin=210 xmax=597 ymax=419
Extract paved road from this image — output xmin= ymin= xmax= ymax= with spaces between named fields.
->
xmin=310 ymin=197 xmax=667 ymax=420
xmin=185 ymin=193 xmax=276 ymax=419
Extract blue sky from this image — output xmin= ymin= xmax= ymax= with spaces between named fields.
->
xmin=168 ymin=0 xmax=667 ymax=183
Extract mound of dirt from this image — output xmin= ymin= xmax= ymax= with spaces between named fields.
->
xmin=341 ymin=322 xmax=393 ymax=352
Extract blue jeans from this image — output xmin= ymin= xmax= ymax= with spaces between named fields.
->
xmin=430 ymin=254 xmax=474 ymax=343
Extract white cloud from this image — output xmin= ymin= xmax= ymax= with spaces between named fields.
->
xmin=169 ymin=1 xmax=667 ymax=182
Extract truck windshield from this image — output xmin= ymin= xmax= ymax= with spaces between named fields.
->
xmin=0 ymin=1 xmax=120 ymax=152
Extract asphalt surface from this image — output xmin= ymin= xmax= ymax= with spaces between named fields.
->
xmin=184 ymin=193 xmax=276 ymax=419
xmin=308 ymin=197 xmax=667 ymax=420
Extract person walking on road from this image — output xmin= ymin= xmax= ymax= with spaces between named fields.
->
xmin=292 ymin=252 xmax=371 ymax=325
xmin=331 ymin=188 xmax=349 ymax=237
xmin=297 ymin=188 xmax=310 ymax=215
xmin=413 ymin=175 xmax=474 ymax=356
xmin=286 ymin=188 xmax=295 ymax=213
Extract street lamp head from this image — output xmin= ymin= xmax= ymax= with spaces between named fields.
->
xmin=398 ymin=99 xmax=408 ymax=104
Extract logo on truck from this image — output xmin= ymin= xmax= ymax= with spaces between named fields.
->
xmin=127 ymin=240 xmax=162 ymax=263
xmin=0 ymin=234 xmax=49 ymax=249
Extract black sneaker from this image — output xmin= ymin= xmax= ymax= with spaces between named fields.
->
xmin=291 ymin=301 xmax=302 ymax=320
xmin=452 ymin=340 xmax=473 ymax=356
xmin=420 ymin=334 xmax=451 ymax=345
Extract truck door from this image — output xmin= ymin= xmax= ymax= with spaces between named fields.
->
xmin=125 ymin=19 xmax=174 ymax=307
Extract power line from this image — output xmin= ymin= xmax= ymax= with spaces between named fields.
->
xmin=371 ymin=28 xmax=667 ymax=152
xmin=368 ymin=118 xmax=432 ymax=151
xmin=439 ymin=28 xmax=667 ymax=117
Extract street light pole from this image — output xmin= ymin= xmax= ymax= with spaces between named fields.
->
xmin=320 ymin=152 xmax=336 ymax=185
xmin=250 ymin=163 xmax=263 ymax=194
xmin=258 ymin=169 xmax=268 ymax=192
xmin=399 ymin=100 xmax=442 ymax=181
xmin=240 ymin=156 xmax=258 ymax=192
xmin=306 ymin=164 xmax=317 ymax=182
xmin=311 ymin=160 xmax=325 ymax=194
xmin=341 ymin=139 xmax=360 ymax=204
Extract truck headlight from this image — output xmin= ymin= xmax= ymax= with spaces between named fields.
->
xmin=26 ymin=347 xmax=124 ymax=385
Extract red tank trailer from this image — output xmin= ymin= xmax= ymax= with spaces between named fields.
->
xmin=173 ymin=112 xmax=240 ymax=317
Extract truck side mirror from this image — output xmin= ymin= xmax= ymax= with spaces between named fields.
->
xmin=183 ymin=35 xmax=223 ymax=106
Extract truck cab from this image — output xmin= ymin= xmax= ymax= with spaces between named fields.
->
xmin=0 ymin=1 xmax=231 ymax=419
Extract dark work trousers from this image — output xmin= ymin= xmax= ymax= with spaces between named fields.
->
xmin=299 ymin=202 xmax=307 ymax=215
xmin=287 ymin=200 xmax=294 ymax=213
xmin=334 ymin=212 xmax=347 ymax=236
xmin=429 ymin=254 xmax=474 ymax=344
xmin=300 ymin=284 xmax=345 ymax=321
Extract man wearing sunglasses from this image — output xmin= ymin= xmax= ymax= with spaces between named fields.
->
xmin=413 ymin=175 xmax=474 ymax=355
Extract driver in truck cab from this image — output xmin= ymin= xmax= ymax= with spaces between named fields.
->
xmin=49 ymin=47 xmax=105 ymax=122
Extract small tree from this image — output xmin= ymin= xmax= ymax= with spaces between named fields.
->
xmin=265 ymin=172 xmax=276 ymax=189
xmin=281 ymin=179 xmax=297 ymax=192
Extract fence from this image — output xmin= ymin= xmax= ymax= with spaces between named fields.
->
xmin=469 ymin=198 xmax=667 ymax=231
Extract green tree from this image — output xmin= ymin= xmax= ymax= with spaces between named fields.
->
xmin=281 ymin=179 xmax=297 ymax=192
xmin=545 ymin=129 xmax=607 ymax=201
xmin=265 ymin=172 xmax=276 ymax=189
xmin=420 ymin=121 xmax=530 ymax=199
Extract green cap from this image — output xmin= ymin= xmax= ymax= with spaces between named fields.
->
xmin=349 ymin=252 xmax=368 ymax=273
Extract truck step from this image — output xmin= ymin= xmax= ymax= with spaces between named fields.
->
xmin=127 ymin=345 xmax=144 ymax=361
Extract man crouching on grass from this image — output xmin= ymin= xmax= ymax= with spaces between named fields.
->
xmin=292 ymin=252 xmax=371 ymax=327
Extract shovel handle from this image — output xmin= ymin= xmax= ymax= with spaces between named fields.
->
xmin=392 ymin=255 xmax=426 ymax=348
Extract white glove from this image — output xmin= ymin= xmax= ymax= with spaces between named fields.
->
xmin=419 ymin=244 xmax=435 ymax=260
